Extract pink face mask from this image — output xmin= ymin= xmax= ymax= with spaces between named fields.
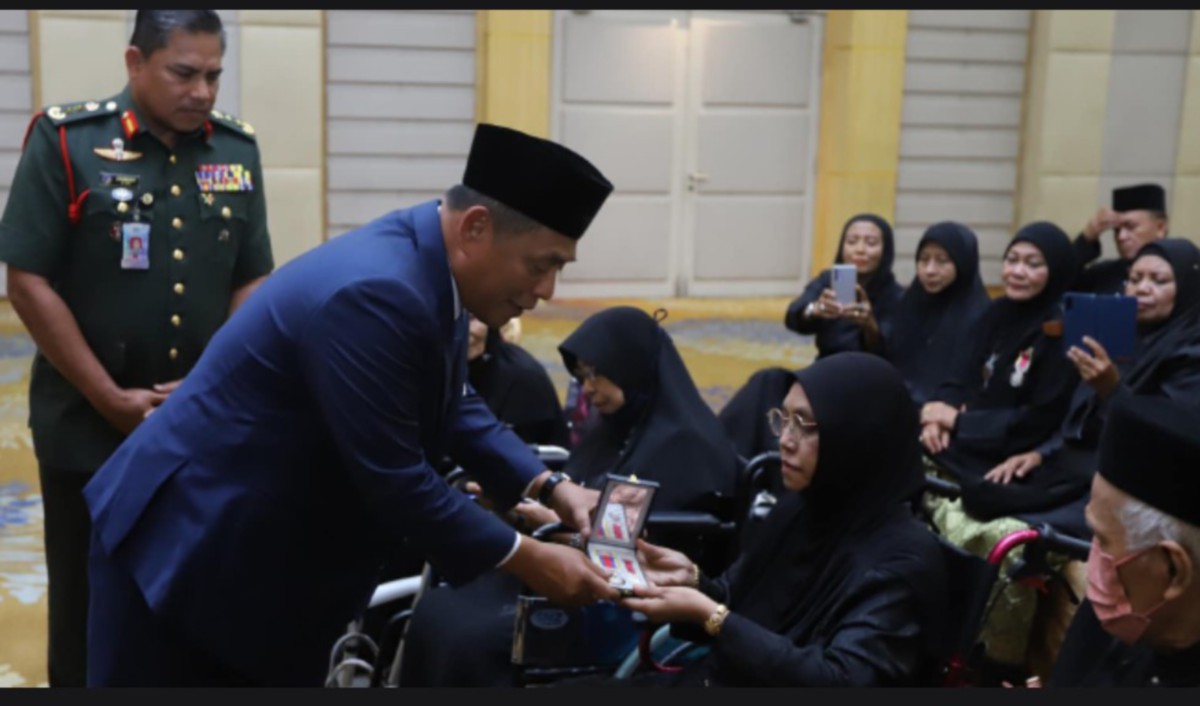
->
xmin=1086 ymin=538 xmax=1166 ymax=645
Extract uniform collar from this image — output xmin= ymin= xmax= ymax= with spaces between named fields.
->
xmin=114 ymin=84 xmax=214 ymax=144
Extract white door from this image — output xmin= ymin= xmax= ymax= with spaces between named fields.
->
xmin=551 ymin=10 xmax=822 ymax=298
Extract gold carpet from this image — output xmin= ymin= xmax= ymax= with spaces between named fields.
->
xmin=0 ymin=296 xmax=814 ymax=687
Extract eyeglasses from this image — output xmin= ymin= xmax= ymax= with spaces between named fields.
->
xmin=766 ymin=408 xmax=818 ymax=440
xmin=574 ymin=365 xmax=597 ymax=383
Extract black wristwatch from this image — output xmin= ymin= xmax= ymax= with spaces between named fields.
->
xmin=537 ymin=471 xmax=571 ymax=505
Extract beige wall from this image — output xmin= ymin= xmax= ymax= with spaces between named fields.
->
xmin=28 ymin=10 xmax=325 ymax=269
xmin=239 ymin=11 xmax=324 ymax=266
xmin=1016 ymin=10 xmax=1116 ymax=236
xmin=1018 ymin=10 xmax=1197 ymax=245
xmin=1174 ymin=12 xmax=1200 ymax=244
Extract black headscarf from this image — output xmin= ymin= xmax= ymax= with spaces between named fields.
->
xmin=469 ymin=327 xmax=569 ymax=447
xmin=886 ymin=222 xmax=992 ymax=408
xmin=557 ymin=307 xmax=738 ymax=513
xmin=785 ymin=214 xmax=905 ymax=359
xmin=834 ymin=213 xmax=899 ymax=304
xmin=727 ymin=353 xmax=929 ymax=631
xmin=1125 ymin=238 xmax=1200 ymax=372
xmin=986 ymin=221 xmax=1076 ymax=345
xmin=1057 ymin=237 xmax=1200 ymax=447
xmin=935 ymin=221 xmax=1077 ymax=409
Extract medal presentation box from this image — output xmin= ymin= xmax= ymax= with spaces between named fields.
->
xmin=587 ymin=474 xmax=660 ymax=591
xmin=511 ymin=474 xmax=658 ymax=668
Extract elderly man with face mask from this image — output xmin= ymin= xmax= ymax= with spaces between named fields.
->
xmin=1072 ymin=183 xmax=1170 ymax=295
xmin=1049 ymin=394 xmax=1200 ymax=687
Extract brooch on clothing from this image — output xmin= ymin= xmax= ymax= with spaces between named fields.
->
xmin=1010 ymin=347 xmax=1034 ymax=388
xmin=982 ymin=352 xmax=997 ymax=387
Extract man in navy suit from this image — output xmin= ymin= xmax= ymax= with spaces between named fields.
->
xmin=83 ymin=124 xmax=618 ymax=685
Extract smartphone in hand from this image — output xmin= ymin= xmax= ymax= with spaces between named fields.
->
xmin=832 ymin=264 xmax=857 ymax=305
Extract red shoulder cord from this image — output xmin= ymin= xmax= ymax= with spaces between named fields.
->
xmin=23 ymin=111 xmax=89 ymax=227
xmin=58 ymin=125 xmax=89 ymax=227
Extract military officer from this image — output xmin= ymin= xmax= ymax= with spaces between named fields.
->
xmin=0 ymin=10 xmax=273 ymax=686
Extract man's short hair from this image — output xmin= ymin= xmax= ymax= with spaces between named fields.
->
xmin=130 ymin=11 xmax=226 ymax=58
xmin=1120 ymin=495 xmax=1200 ymax=562
xmin=444 ymin=184 xmax=543 ymax=236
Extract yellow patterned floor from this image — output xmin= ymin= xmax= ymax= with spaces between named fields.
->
xmin=0 ymin=296 xmax=814 ymax=687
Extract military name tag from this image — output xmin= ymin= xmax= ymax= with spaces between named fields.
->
xmin=100 ymin=171 xmax=140 ymax=188
xmin=195 ymin=163 xmax=254 ymax=193
xmin=121 ymin=222 xmax=150 ymax=271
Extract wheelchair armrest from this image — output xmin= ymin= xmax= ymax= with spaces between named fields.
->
xmin=924 ymin=474 xmax=961 ymax=499
xmin=532 ymin=444 xmax=571 ymax=470
xmin=368 ymin=575 xmax=423 ymax=610
xmin=531 ymin=521 xmax=572 ymax=541
xmin=644 ymin=511 xmax=734 ymax=534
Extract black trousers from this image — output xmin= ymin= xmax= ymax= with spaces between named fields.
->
xmin=38 ymin=465 xmax=94 ymax=688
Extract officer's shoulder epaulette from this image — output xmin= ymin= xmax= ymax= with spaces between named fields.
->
xmin=42 ymin=99 xmax=120 ymax=127
xmin=207 ymin=109 xmax=257 ymax=141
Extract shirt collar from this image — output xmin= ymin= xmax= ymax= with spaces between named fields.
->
xmin=115 ymin=84 xmax=214 ymax=144
xmin=439 ymin=202 xmax=463 ymax=321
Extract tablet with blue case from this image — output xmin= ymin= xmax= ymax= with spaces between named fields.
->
xmin=1062 ymin=293 xmax=1137 ymax=363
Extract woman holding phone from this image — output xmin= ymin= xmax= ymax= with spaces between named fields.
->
xmin=784 ymin=213 xmax=903 ymax=358
xmin=722 ymin=215 xmax=905 ymax=460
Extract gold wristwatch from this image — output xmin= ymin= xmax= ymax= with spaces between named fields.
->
xmin=704 ymin=604 xmax=730 ymax=637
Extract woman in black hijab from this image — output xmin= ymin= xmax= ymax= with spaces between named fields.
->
xmin=886 ymin=222 xmax=992 ymax=409
xmin=468 ymin=314 xmax=570 ymax=447
xmin=555 ymin=306 xmax=738 ymax=512
xmin=399 ymin=307 xmax=740 ymax=687
xmin=717 ymin=215 xmax=906 ymax=461
xmin=920 ymin=222 xmax=1079 ymax=486
xmin=962 ymin=238 xmax=1200 ymax=526
xmin=785 ymin=214 xmax=905 ymax=358
xmin=565 ymin=352 xmax=947 ymax=687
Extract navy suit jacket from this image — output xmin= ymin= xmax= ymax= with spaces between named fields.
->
xmin=84 ymin=200 xmax=545 ymax=684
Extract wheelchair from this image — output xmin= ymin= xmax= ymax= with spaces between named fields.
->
xmin=327 ymin=447 xmax=778 ymax=687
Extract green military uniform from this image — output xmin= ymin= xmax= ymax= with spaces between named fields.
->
xmin=0 ymin=84 xmax=274 ymax=470
xmin=0 ymin=84 xmax=273 ymax=686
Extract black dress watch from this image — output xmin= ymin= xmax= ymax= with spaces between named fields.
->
xmin=537 ymin=471 xmax=571 ymax=505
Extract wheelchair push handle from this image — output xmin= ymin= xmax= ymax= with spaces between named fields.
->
xmin=1032 ymin=523 xmax=1091 ymax=561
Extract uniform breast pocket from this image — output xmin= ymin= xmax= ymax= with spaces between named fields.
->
xmin=196 ymin=193 xmax=249 ymax=265
xmin=81 ymin=193 xmax=130 ymax=264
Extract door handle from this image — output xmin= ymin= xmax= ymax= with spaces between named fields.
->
xmin=686 ymin=172 xmax=710 ymax=191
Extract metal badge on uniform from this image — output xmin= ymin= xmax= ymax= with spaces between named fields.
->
xmin=100 ymin=171 xmax=139 ymax=188
xmin=195 ymin=163 xmax=253 ymax=192
xmin=120 ymin=222 xmax=150 ymax=271
xmin=94 ymin=137 xmax=143 ymax=162
xmin=111 ymin=187 xmax=134 ymax=203
xmin=1009 ymin=347 xmax=1034 ymax=388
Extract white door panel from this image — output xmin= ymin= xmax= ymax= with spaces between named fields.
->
xmin=551 ymin=10 xmax=821 ymax=298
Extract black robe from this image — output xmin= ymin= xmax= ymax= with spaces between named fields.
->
xmin=399 ymin=307 xmax=740 ymax=687
xmin=1050 ymin=600 xmax=1200 ymax=687
xmin=1072 ymin=233 xmax=1131 ymax=295
xmin=562 ymin=353 xmax=947 ymax=687
xmin=469 ymin=328 xmax=569 ymax=447
xmin=785 ymin=214 xmax=904 ymax=359
xmin=961 ymin=238 xmax=1200 ymax=525
xmin=885 ymin=221 xmax=992 ymax=410
xmin=929 ymin=223 xmax=1080 ymax=502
